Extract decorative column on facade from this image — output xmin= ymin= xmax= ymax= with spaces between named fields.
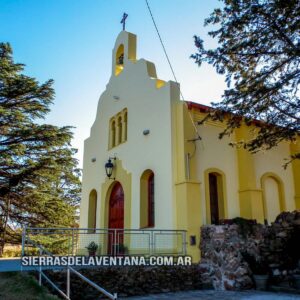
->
xmin=235 ymin=125 xmax=264 ymax=223
xmin=173 ymin=100 xmax=201 ymax=262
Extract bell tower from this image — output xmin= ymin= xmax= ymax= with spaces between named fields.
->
xmin=112 ymin=31 xmax=137 ymax=76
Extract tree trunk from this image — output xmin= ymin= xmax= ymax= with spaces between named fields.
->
xmin=0 ymin=198 xmax=10 ymax=257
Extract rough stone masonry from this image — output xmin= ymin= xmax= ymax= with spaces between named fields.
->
xmin=199 ymin=211 xmax=300 ymax=290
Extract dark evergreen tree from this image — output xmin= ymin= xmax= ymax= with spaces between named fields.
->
xmin=0 ymin=43 xmax=81 ymax=256
xmin=192 ymin=0 xmax=300 ymax=162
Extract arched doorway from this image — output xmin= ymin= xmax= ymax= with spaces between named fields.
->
xmin=108 ymin=182 xmax=124 ymax=254
xmin=205 ymin=169 xmax=227 ymax=225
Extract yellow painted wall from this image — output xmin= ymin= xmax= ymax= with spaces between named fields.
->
xmin=175 ymin=180 xmax=201 ymax=261
xmin=172 ymin=102 xmax=203 ymax=262
xmin=193 ymin=112 xmax=240 ymax=223
xmin=190 ymin=114 xmax=296 ymax=226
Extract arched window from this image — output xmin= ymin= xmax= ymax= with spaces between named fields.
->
xmin=140 ymin=170 xmax=155 ymax=228
xmin=115 ymin=44 xmax=124 ymax=76
xmin=110 ymin=120 xmax=116 ymax=148
xmin=123 ymin=111 xmax=127 ymax=142
xmin=148 ymin=173 xmax=155 ymax=227
xmin=108 ymin=109 xmax=128 ymax=148
xmin=261 ymin=173 xmax=285 ymax=224
xmin=88 ymin=190 xmax=97 ymax=231
xmin=117 ymin=116 xmax=122 ymax=145
xmin=205 ymin=169 xmax=227 ymax=225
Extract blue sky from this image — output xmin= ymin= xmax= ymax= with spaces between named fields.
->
xmin=0 ymin=0 xmax=226 ymax=167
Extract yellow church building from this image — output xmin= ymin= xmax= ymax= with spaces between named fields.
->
xmin=79 ymin=30 xmax=300 ymax=261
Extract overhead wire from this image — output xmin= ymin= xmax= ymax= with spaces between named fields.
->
xmin=145 ymin=0 xmax=202 ymax=142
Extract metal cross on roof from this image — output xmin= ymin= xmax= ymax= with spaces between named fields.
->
xmin=120 ymin=13 xmax=128 ymax=31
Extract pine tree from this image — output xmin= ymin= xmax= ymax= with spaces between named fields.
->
xmin=192 ymin=0 xmax=300 ymax=162
xmin=0 ymin=43 xmax=81 ymax=256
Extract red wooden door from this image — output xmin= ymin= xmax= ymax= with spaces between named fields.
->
xmin=108 ymin=182 xmax=124 ymax=254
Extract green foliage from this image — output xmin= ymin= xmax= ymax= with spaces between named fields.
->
xmin=86 ymin=241 xmax=98 ymax=252
xmin=0 ymin=42 xmax=81 ymax=256
xmin=29 ymin=234 xmax=71 ymax=255
xmin=0 ymin=272 xmax=59 ymax=300
xmin=192 ymin=0 xmax=300 ymax=162
xmin=117 ymin=243 xmax=128 ymax=254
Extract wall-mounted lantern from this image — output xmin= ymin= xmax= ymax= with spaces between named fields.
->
xmin=105 ymin=157 xmax=116 ymax=179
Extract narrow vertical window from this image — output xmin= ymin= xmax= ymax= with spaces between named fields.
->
xmin=148 ymin=173 xmax=155 ymax=227
xmin=209 ymin=173 xmax=219 ymax=225
xmin=124 ymin=111 xmax=127 ymax=142
xmin=140 ymin=170 xmax=155 ymax=228
xmin=117 ymin=116 xmax=122 ymax=145
xmin=111 ymin=120 xmax=116 ymax=148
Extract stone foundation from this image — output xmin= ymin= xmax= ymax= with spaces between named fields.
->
xmin=199 ymin=211 xmax=300 ymax=290
xmin=200 ymin=224 xmax=255 ymax=290
xmin=44 ymin=265 xmax=204 ymax=299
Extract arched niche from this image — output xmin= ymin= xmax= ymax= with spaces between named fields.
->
xmin=261 ymin=172 xmax=285 ymax=223
xmin=88 ymin=189 xmax=97 ymax=230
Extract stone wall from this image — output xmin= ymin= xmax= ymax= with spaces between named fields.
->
xmin=200 ymin=224 xmax=256 ymax=290
xmin=45 ymin=265 xmax=203 ymax=299
xmin=199 ymin=211 xmax=300 ymax=291
xmin=264 ymin=211 xmax=300 ymax=272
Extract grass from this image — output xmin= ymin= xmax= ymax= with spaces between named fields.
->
xmin=0 ymin=272 xmax=59 ymax=300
